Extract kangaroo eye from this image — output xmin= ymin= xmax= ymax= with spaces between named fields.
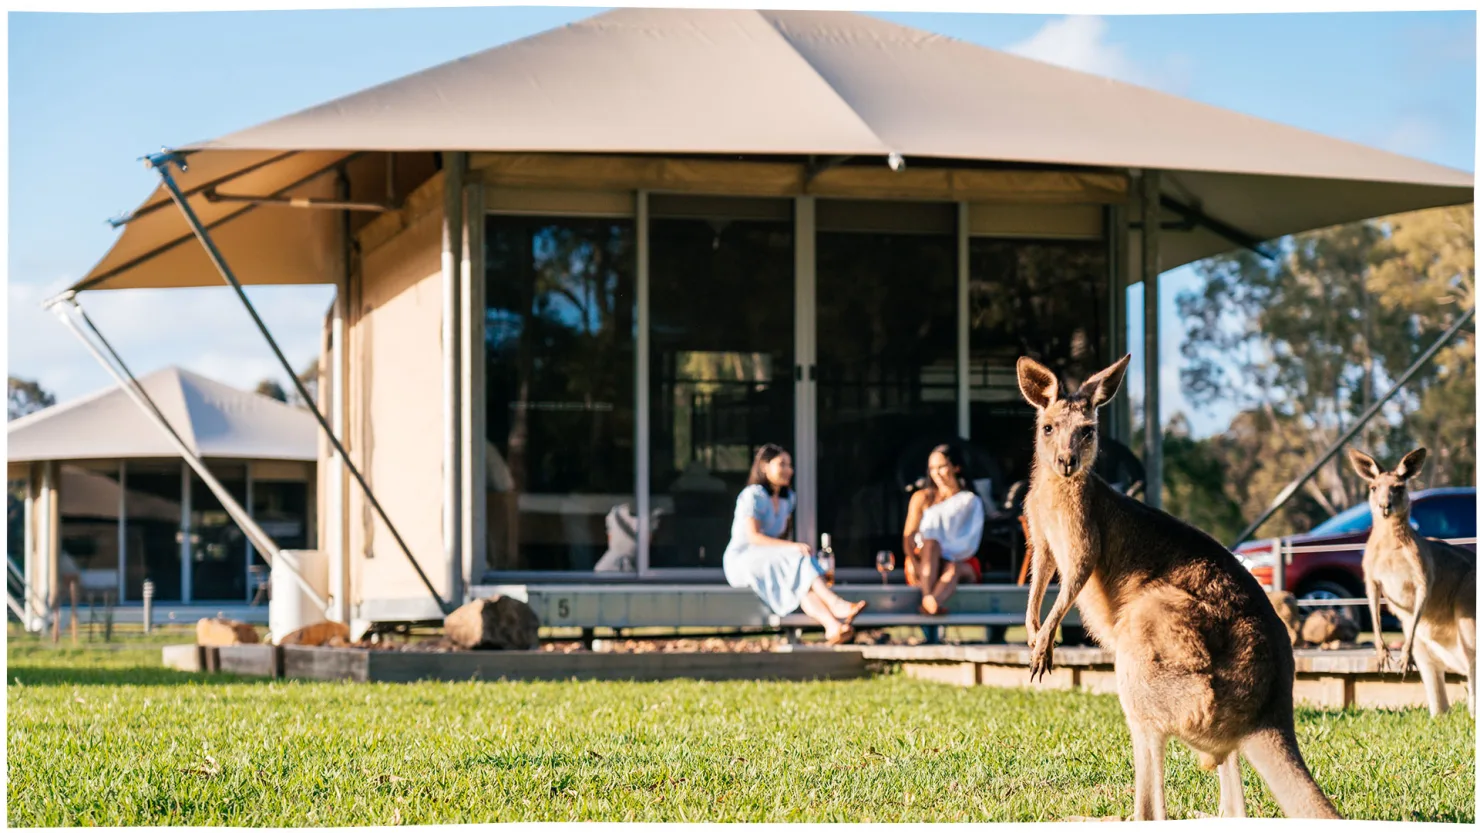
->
xmin=1042 ymin=425 xmax=1054 ymax=436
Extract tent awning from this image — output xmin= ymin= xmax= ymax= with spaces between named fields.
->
xmin=68 ymin=7 xmax=1473 ymax=294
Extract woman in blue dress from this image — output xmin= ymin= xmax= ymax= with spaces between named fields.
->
xmin=723 ymin=444 xmax=867 ymax=644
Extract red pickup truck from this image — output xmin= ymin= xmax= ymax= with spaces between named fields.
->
xmin=1233 ymin=487 xmax=1476 ymax=626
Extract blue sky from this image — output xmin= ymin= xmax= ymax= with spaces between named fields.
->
xmin=7 ymin=8 xmax=1475 ymax=435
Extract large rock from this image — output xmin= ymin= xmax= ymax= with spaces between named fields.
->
xmin=444 ymin=596 xmax=540 ymax=650
xmin=196 ymin=617 xmax=260 ymax=646
xmin=1265 ymin=591 xmax=1302 ymax=646
xmin=1301 ymin=608 xmax=1359 ymax=647
xmin=276 ymin=620 xmax=351 ymax=647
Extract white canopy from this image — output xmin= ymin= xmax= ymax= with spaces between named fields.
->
xmin=7 ymin=366 xmax=317 ymax=463
xmin=71 ymin=7 xmax=1472 ymax=293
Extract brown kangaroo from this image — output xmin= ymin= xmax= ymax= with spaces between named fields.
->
xmin=1017 ymin=354 xmax=1340 ymax=820
xmin=1348 ymin=447 xmax=1476 ymax=716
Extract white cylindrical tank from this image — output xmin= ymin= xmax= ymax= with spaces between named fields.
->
xmin=269 ymin=549 xmax=329 ymax=645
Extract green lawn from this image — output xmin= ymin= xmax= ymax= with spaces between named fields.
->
xmin=6 ymin=632 xmax=1474 ymax=825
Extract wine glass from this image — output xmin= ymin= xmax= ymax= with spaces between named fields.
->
xmin=875 ymin=550 xmax=896 ymax=584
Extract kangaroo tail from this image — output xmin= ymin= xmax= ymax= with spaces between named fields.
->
xmin=1239 ymin=726 xmax=1341 ymax=819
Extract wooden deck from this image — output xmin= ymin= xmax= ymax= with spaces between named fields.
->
xmin=162 ymin=641 xmax=1469 ymax=710
xmin=818 ymin=644 xmax=1471 ymax=710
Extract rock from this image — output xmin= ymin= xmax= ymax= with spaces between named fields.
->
xmin=1301 ymin=608 xmax=1358 ymax=647
xmin=1266 ymin=591 xmax=1302 ymax=646
xmin=196 ymin=617 xmax=260 ymax=646
xmin=276 ymin=620 xmax=351 ymax=647
xmin=443 ymin=596 xmax=540 ymax=650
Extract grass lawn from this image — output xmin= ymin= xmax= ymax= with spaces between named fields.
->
xmin=6 ymin=631 xmax=1474 ymax=825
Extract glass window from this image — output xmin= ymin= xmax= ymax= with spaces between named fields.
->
xmin=485 ymin=215 xmax=636 ymax=572
xmin=649 ymin=198 xmax=795 ymax=569
xmin=1411 ymin=494 xmax=1478 ymax=540
xmin=1308 ymin=503 xmax=1372 ymax=537
xmin=120 ymin=460 xmax=183 ymax=602
xmin=190 ymin=462 xmax=248 ymax=602
xmin=251 ymin=479 xmax=311 ymax=551
xmin=968 ymin=239 xmax=1109 ymax=495
xmin=815 ymin=200 xmax=957 ymax=568
xmin=7 ymin=476 xmax=25 ymax=573
xmin=58 ymin=462 xmax=122 ymax=597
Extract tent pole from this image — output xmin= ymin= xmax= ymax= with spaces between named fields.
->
xmin=43 ymin=296 xmax=329 ymax=612
xmin=143 ymin=150 xmax=452 ymax=617
xmin=441 ymin=152 xmax=466 ymax=606
xmin=1140 ymin=170 xmax=1163 ymax=509
xmin=1230 ymin=305 xmax=1476 ymax=548
xmin=328 ymin=171 xmax=351 ymax=624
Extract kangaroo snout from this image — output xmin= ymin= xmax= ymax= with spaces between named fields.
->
xmin=1057 ymin=455 xmax=1079 ymax=476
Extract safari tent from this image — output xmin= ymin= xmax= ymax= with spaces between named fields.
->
xmin=48 ymin=9 xmax=1473 ymax=633
xmin=8 ymin=366 xmax=317 ymax=628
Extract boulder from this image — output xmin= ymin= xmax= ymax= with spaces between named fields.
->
xmin=444 ymin=596 xmax=540 ymax=650
xmin=196 ymin=617 xmax=260 ymax=646
xmin=276 ymin=620 xmax=351 ymax=647
xmin=1265 ymin=591 xmax=1302 ymax=646
xmin=1301 ymin=608 xmax=1358 ymax=647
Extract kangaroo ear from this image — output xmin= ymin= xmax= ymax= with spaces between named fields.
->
xmin=1016 ymin=356 xmax=1059 ymax=410
xmin=1079 ymin=354 xmax=1131 ymax=410
xmin=1347 ymin=448 xmax=1382 ymax=482
xmin=1395 ymin=447 xmax=1427 ymax=481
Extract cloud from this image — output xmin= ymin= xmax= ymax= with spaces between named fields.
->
xmin=7 ymin=280 xmax=336 ymax=403
xmin=1006 ymin=16 xmax=1145 ymax=85
xmin=1378 ymin=114 xmax=1443 ymax=159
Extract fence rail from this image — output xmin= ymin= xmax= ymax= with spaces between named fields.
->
xmin=1261 ymin=534 xmax=1475 ymax=609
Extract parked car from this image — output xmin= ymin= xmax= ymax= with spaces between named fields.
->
xmin=1233 ymin=486 xmax=1477 ymax=628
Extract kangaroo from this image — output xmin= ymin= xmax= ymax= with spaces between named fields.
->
xmin=1017 ymin=354 xmax=1340 ymax=820
xmin=1347 ymin=447 xmax=1476 ymax=716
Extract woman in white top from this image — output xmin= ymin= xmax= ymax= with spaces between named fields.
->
xmin=903 ymin=443 xmax=986 ymax=615
xmin=723 ymin=444 xmax=867 ymax=644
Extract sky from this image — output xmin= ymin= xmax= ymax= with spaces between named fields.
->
xmin=7 ymin=7 xmax=1476 ymax=436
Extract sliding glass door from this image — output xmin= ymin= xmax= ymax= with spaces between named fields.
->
xmin=647 ymin=196 xmax=795 ymax=570
xmin=479 ymin=191 xmax=1111 ymax=580
xmin=813 ymin=200 xmax=959 ymax=568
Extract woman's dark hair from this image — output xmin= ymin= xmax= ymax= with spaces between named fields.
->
xmin=747 ymin=443 xmax=793 ymax=498
xmin=913 ymin=442 xmax=975 ymax=494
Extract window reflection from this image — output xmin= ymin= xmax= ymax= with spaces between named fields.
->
xmin=58 ymin=463 xmax=122 ymax=596
xmin=969 ymin=238 xmax=1109 ymax=489
xmin=815 ymin=201 xmax=958 ymax=568
xmin=121 ymin=460 xmax=183 ymax=602
xmin=649 ymin=199 xmax=794 ymax=569
xmin=190 ymin=462 xmax=247 ymax=601
xmin=485 ymin=215 xmax=636 ymax=572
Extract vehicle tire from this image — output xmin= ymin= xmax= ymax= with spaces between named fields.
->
xmin=1297 ymin=578 xmax=1366 ymax=632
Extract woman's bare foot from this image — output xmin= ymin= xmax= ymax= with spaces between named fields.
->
xmin=830 ymin=599 xmax=867 ymax=624
xmin=825 ymin=624 xmax=856 ymax=645
xmin=919 ymin=594 xmax=943 ymax=616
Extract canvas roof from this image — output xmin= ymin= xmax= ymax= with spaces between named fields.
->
xmin=70 ymin=7 xmax=1472 ymax=293
xmin=7 ymin=366 xmax=317 ymax=463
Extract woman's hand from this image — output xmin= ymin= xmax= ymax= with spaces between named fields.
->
xmin=795 ymin=542 xmax=813 ymax=557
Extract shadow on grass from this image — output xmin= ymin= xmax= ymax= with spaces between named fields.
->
xmin=7 ymin=665 xmax=277 ymax=687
